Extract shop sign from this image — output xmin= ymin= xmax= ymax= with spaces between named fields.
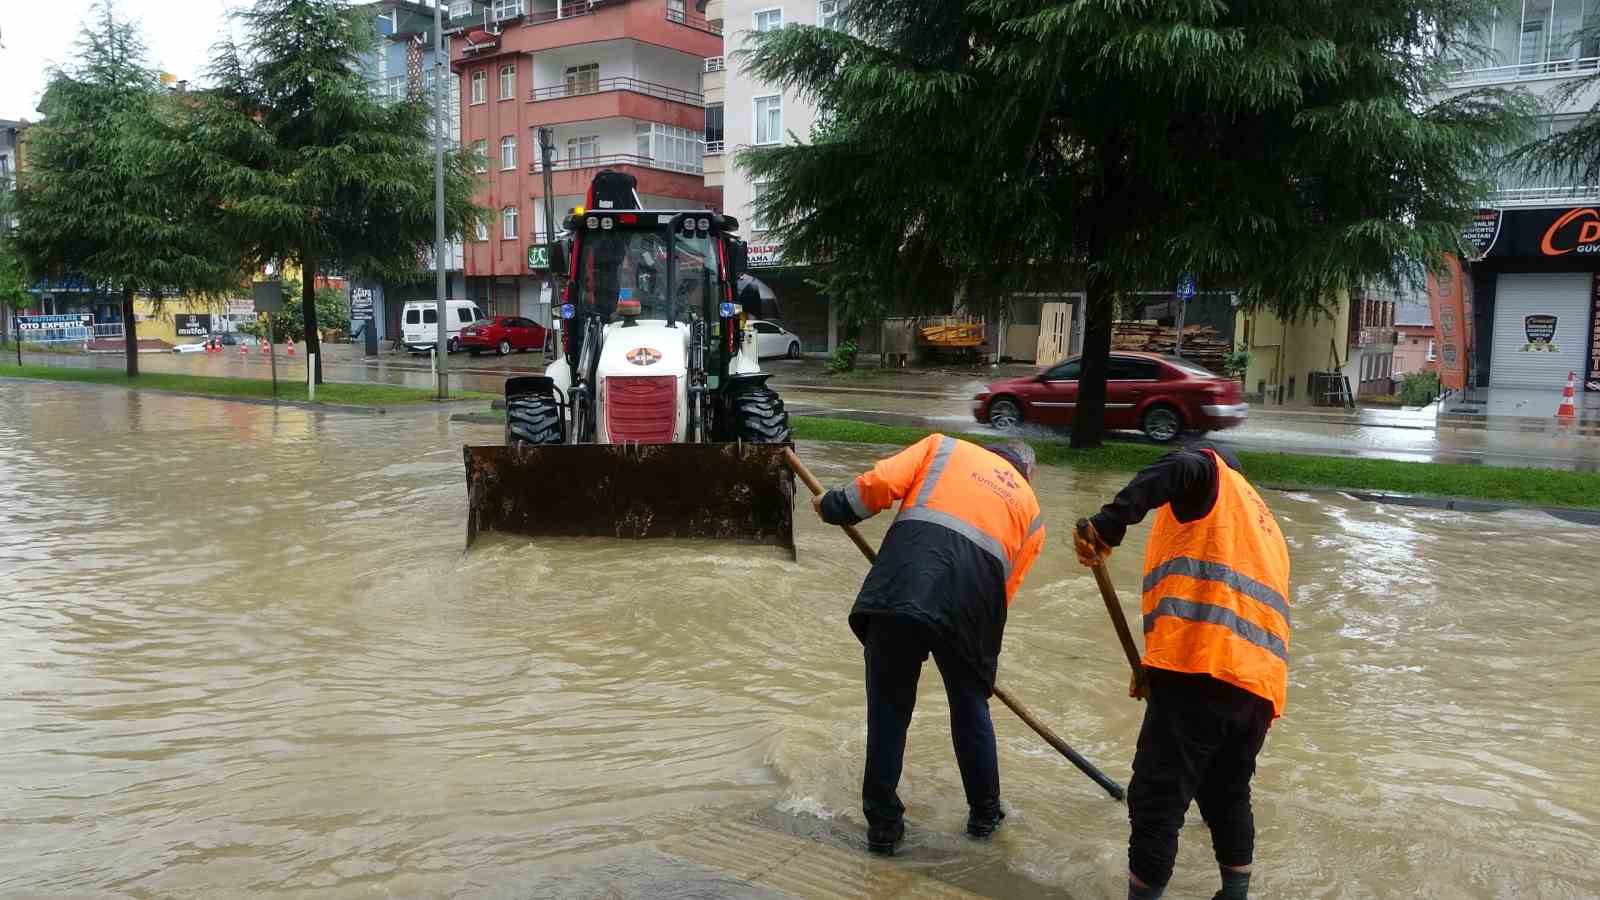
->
xmin=527 ymin=244 xmax=550 ymax=271
xmin=748 ymin=242 xmax=783 ymax=267
xmin=226 ymin=298 xmax=255 ymax=317
xmin=1522 ymin=314 xmax=1559 ymax=352
xmin=1461 ymin=209 xmax=1503 ymax=260
xmin=16 ymin=313 xmax=93 ymax=331
xmin=1588 ymin=276 xmax=1600 ymax=392
xmin=174 ymin=314 xmax=212 ymax=337
xmin=1473 ymin=206 xmax=1600 ymax=259
xmin=350 ymin=287 xmax=375 ymax=322
xmin=1427 ymin=254 xmax=1470 ymax=391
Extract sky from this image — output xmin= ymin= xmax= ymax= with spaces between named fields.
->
xmin=0 ymin=1 xmax=242 ymax=122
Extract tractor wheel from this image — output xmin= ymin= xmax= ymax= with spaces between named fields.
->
xmin=506 ymin=391 xmax=564 ymax=446
xmin=725 ymin=382 xmax=792 ymax=444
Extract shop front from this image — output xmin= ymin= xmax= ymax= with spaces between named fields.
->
xmin=1465 ymin=207 xmax=1600 ymax=394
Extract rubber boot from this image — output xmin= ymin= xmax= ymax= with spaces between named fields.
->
xmin=866 ymin=819 xmax=904 ymax=856
xmin=966 ymin=804 xmax=1006 ymax=839
xmin=1213 ymin=867 xmax=1250 ymax=900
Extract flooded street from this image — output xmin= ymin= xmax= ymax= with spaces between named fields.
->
xmin=2 ymin=379 xmax=1597 ymax=898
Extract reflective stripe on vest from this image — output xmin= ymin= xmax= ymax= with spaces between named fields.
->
xmin=1144 ymin=556 xmax=1291 ymax=627
xmin=1144 ymin=596 xmax=1289 ymax=661
xmin=845 ymin=481 xmax=873 ymax=520
xmin=893 ymin=436 xmax=1024 ymax=578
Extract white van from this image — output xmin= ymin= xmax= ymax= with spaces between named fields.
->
xmin=401 ymin=300 xmax=484 ymax=353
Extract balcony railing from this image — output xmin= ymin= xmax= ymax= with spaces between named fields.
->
xmin=1447 ymin=55 xmax=1600 ymax=86
xmin=705 ymin=140 xmax=724 ymax=155
xmin=530 ymin=77 xmax=703 ymax=106
xmin=667 ymin=6 xmax=722 ymax=34
xmin=531 ymin=151 xmax=703 ymax=176
xmin=1354 ymin=327 xmax=1398 ymax=348
xmin=705 ymin=56 xmax=724 ymax=72
xmin=1488 ymin=182 xmax=1600 ymax=207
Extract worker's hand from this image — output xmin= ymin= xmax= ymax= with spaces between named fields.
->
xmin=811 ymin=494 xmax=824 ymax=519
xmin=1075 ymin=520 xmax=1112 ymax=568
xmin=1129 ymin=667 xmax=1150 ymax=701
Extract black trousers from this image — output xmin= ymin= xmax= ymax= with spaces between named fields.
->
xmin=1127 ymin=668 xmax=1273 ymax=889
xmin=861 ymin=617 xmax=1000 ymax=829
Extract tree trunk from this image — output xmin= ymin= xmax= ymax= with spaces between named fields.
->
xmin=302 ymin=255 xmax=323 ymax=384
xmin=122 ymin=287 xmax=139 ymax=378
xmin=1070 ymin=272 xmax=1113 ymax=449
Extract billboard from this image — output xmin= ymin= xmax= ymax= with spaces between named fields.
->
xmin=1427 ymin=254 xmax=1471 ymax=391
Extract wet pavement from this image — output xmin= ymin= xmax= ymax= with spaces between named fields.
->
xmin=2 ymin=378 xmax=1597 ymax=897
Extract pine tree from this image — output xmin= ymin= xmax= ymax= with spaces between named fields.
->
xmin=740 ymin=0 xmax=1531 ymax=446
xmin=14 ymin=1 xmax=242 ymax=377
xmin=192 ymin=0 xmax=480 ymax=384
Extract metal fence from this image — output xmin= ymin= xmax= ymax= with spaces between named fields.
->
xmin=531 ymin=150 xmax=704 ymax=176
xmin=530 ymin=76 xmax=703 ymax=106
xmin=1448 ymin=55 xmax=1600 ymax=86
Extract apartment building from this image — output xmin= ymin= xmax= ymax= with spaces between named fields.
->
xmin=351 ymin=0 xmax=468 ymax=343
xmin=450 ymin=0 xmax=722 ymax=326
xmin=1446 ymin=0 xmax=1600 ymax=395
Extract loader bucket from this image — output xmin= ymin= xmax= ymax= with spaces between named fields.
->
xmin=463 ymin=442 xmax=797 ymax=556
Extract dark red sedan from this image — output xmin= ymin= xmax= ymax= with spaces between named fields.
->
xmin=461 ymin=316 xmax=548 ymax=356
xmin=972 ymin=352 xmax=1248 ymax=442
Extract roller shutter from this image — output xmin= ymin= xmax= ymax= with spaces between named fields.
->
xmin=1490 ymin=273 xmax=1591 ymax=389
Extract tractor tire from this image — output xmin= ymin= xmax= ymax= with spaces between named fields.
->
xmin=725 ymin=382 xmax=792 ymax=444
xmin=506 ymin=391 xmax=564 ymax=446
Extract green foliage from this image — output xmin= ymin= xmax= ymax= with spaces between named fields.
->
xmin=739 ymin=0 xmax=1531 ymax=447
xmin=191 ymin=0 xmax=482 ymax=381
xmin=0 ymin=193 xmax=29 ymax=318
xmin=1224 ymin=349 xmax=1251 ymax=380
xmin=4 ymin=363 xmax=489 ymax=406
xmin=13 ymin=1 xmax=244 ymax=376
xmin=1400 ymin=370 xmax=1442 ymax=406
xmin=825 ymin=339 xmax=860 ymax=374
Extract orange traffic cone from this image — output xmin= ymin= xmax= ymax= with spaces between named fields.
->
xmin=261 ymin=338 xmax=272 ymax=355
xmin=286 ymin=338 xmax=296 ymax=357
xmin=1556 ymin=371 xmax=1578 ymax=419
xmin=239 ymin=340 xmax=248 ymax=356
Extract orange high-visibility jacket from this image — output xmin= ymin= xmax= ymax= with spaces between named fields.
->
xmin=847 ymin=434 xmax=1045 ymax=604
xmin=1141 ymin=451 xmax=1292 ymax=717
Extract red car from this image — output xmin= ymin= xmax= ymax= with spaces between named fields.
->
xmin=972 ymin=352 xmax=1248 ymax=442
xmin=461 ymin=316 xmax=548 ymax=356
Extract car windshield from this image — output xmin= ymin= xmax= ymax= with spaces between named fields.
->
xmin=578 ymin=229 xmax=719 ymax=322
xmin=1163 ymin=355 xmax=1217 ymax=378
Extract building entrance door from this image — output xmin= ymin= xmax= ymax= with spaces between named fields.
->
xmin=1036 ymin=301 xmax=1073 ymax=367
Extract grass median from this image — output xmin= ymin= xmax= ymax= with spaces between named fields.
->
xmin=1 ymin=364 xmax=488 ymax=407
xmin=791 ymin=415 xmax=1600 ymax=511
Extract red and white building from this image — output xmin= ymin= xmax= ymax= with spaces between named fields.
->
xmin=450 ymin=0 xmax=723 ymax=324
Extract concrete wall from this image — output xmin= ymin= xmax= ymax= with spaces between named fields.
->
xmin=1394 ymin=326 xmax=1437 ymax=377
xmin=1235 ymin=292 xmax=1351 ymax=405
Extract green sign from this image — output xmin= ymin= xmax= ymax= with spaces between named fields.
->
xmin=527 ymin=244 xmax=550 ymax=271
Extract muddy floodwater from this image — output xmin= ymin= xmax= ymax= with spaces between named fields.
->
xmin=1 ymin=380 xmax=1597 ymax=898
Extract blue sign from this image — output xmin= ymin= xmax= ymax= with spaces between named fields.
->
xmin=1176 ymin=274 xmax=1197 ymax=301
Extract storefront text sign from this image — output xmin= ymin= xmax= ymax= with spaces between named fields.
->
xmin=1588 ymin=276 xmax=1600 ymax=392
xmin=1427 ymin=254 xmax=1470 ymax=391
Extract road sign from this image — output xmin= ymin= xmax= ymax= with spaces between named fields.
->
xmin=527 ymin=244 xmax=551 ymax=271
xmin=1176 ymin=273 xmax=1197 ymax=301
xmin=252 ymin=280 xmax=284 ymax=313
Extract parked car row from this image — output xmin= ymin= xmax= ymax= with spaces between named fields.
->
xmin=973 ymin=351 xmax=1249 ymax=442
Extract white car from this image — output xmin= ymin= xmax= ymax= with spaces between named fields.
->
xmin=750 ymin=320 xmax=804 ymax=360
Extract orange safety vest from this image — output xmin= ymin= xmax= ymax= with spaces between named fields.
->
xmin=847 ymin=434 xmax=1045 ymax=604
xmin=1141 ymin=451 xmax=1291 ymax=717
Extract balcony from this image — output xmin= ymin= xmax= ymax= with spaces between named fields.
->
xmin=1487 ymin=170 xmax=1600 ymax=207
xmin=531 ymin=77 xmax=703 ymax=106
xmin=705 ymin=139 xmax=724 ymax=155
xmin=667 ymin=5 xmax=722 ymax=34
xmin=463 ymin=2 xmax=721 ymax=63
xmin=1448 ymin=55 xmax=1600 ymax=86
xmin=532 ymin=150 xmax=703 ymax=177
xmin=704 ymin=56 xmax=724 ymax=73
xmin=1353 ymin=327 xmax=1398 ymax=348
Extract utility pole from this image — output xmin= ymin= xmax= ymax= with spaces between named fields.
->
xmin=432 ymin=0 xmax=450 ymax=400
xmin=539 ymin=126 xmax=559 ymax=341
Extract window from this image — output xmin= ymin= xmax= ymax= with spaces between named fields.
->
xmin=668 ymin=0 xmax=687 ymax=22
xmin=457 ymin=306 xmax=476 ymax=324
xmin=749 ymin=181 xmax=771 ymax=231
xmin=492 ymin=0 xmax=524 ymax=21
xmin=475 ymin=218 xmax=489 ymax=241
xmin=704 ymin=103 xmax=724 ymax=145
xmin=499 ymin=64 xmax=517 ymax=100
xmin=818 ymin=0 xmax=843 ymax=29
xmin=470 ymin=70 xmax=487 ymax=105
xmin=502 ymin=205 xmax=519 ymax=239
xmin=1044 ymin=359 xmax=1081 ymax=381
xmin=1427 ymin=339 xmax=1437 ymax=361
xmin=471 ymin=139 xmax=488 ymax=173
xmin=754 ymin=8 xmax=783 ymax=31
xmin=500 ymin=135 xmax=517 ymax=170
xmin=634 ymin=122 xmax=702 ymax=173
xmin=1107 ymin=357 xmax=1161 ymax=380
xmin=565 ymin=63 xmax=599 ymax=96
xmin=754 ymin=322 xmax=780 ymax=334
xmin=405 ymin=308 xmax=420 ymax=324
xmin=567 ymin=134 xmax=600 ymax=165
xmin=754 ymin=95 xmax=782 ymax=145
xmin=424 ymin=308 xmax=438 ymax=324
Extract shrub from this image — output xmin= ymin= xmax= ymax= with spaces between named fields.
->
xmin=1400 ymin=370 xmax=1441 ymax=406
xmin=826 ymin=339 xmax=859 ymax=374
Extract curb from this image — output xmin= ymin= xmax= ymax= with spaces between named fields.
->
xmin=0 ymin=374 xmax=486 ymax=415
xmin=1280 ymin=486 xmax=1600 ymax=527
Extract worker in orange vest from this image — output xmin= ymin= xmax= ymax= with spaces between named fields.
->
xmin=814 ymin=435 xmax=1046 ymax=856
xmin=1075 ymin=443 xmax=1290 ymax=900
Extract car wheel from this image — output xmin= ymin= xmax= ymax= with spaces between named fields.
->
xmin=448 ymin=337 xmax=461 ymax=354
xmin=498 ymin=339 xmax=512 ymax=356
xmin=988 ymin=398 xmax=1022 ymax=430
xmin=787 ymin=341 xmax=802 ymax=360
xmin=1141 ymin=404 xmax=1183 ymax=443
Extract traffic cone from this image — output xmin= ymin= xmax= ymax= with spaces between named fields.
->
xmin=239 ymin=340 xmax=248 ymax=356
xmin=1556 ymin=371 xmax=1578 ymax=419
xmin=261 ymin=338 xmax=272 ymax=355
xmin=286 ymin=338 xmax=295 ymax=357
